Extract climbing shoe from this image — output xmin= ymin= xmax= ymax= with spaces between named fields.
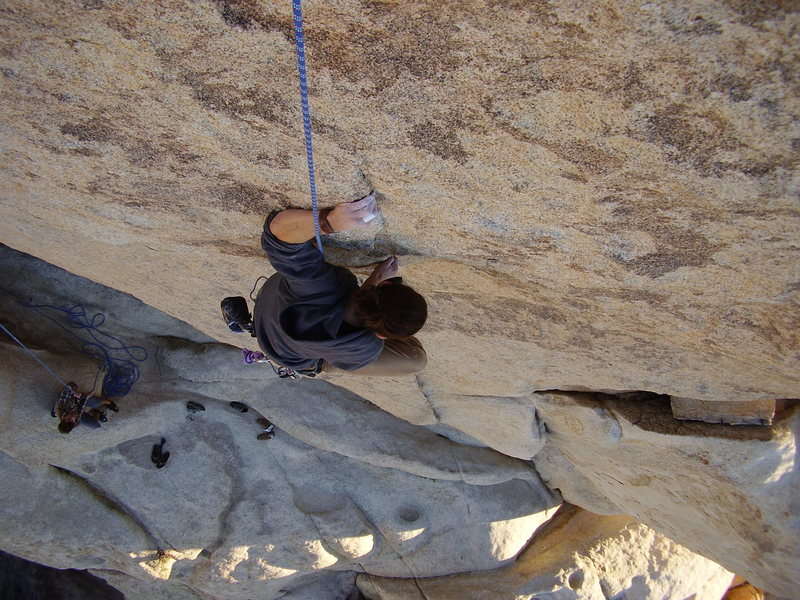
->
xmin=107 ymin=401 xmax=119 ymax=413
xmin=151 ymin=438 xmax=166 ymax=463
xmin=151 ymin=438 xmax=169 ymax=468
xmin=186 ymin=400 xmax=205 ymax=412
xmin=156 ymin=451 xmax=170 ymax=469
xmin=221 ymin=296 xmax=255 ymax=336
xmin=257 ymin=417 xmax=275 ymax=440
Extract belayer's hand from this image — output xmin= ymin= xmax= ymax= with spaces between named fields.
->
xmin=328 ymin=192 xmax=378 ymax=232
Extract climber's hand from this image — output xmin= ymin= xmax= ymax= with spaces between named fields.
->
xmin=328 ymin=192 xmax=378 ymax=232
xmin=363 ymin=256 xmax=399 ymax=288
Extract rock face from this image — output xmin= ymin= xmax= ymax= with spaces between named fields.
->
xmin=1 ymin=245 xmax=795 ymax=599
xmin=532 ymin=391 xmax=800 ymax=598
xmin=0 ymin=245 xmax=562 ymax=599
xmin=0 ymin=0 xmax=797 ymax=405
xmin=0 ymin=0 xmax=798 ymax=598
xmin=358 ymin=504 xmax=735 ymax=600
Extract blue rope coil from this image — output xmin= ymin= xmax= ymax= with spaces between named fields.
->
xmin=292 ymin=0 xmax=324 ymax=254
xmin=20 ymin=302 xmax=147 ymax=398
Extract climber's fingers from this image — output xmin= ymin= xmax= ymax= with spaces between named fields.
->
xmin=370 ymin=256 xmax=400 ymax=284
xmin=330 ymin=193 xmax=379 ymax=231
xmin=345 ymin=193 xmax=377 ymax=220
xmin=349 ymin=192 xmax=376 ymax=212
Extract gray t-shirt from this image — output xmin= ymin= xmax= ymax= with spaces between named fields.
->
xmin=253 ymin=212 xmax=384 ymax=371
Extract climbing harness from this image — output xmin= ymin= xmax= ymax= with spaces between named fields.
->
xmin=222 ymin=301 xmax=312 ymax=378
xmin=19 ymin=302 xmax=147 ymax=398
xmin=292 ymin=0 xmax=324 ymax=254
xmin=241 ymin=347 xmax=321 ymax=379
xmin=0 ymin=321 xmax=70 ymax=387
xmin=241 ymin=347 xmax=299 ymax=378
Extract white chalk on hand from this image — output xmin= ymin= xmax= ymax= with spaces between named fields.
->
xmin=362 ymin=213 xmax=376 ymax=222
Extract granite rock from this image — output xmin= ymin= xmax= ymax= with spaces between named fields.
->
xmin=358 ymin=504 xmax=735 ymax=600
xmin=0 ymin=246 xmax=560 ymax=600
xmin=1 ymin=0 xmax=799 ymax=598
xmin=0 ymin=0 xmax=797 ymax=406
xmin=532 ymin=391 xmax=800 ymax=597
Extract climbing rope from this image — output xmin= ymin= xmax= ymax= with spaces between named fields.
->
xmin=20 ymin=302 xmax=147 ymax=398
xmin=292 ymin=0 xmax=324 ymax=254
xmin=0 ymin=321 xmax=70 ymax=387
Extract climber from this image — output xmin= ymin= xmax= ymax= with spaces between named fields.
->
xmin=224 ymin=192 xmax=428 ymax=377
xmin=53 ymin=382 xmax=119 ymax=433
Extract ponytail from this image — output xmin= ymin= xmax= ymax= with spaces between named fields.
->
xmin=353 ymin=283 xmax=427 ymax=339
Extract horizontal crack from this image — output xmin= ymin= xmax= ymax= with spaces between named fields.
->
xmin=49 ymin=464 xmax=167 ymax=552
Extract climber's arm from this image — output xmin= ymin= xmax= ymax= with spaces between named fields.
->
xmin=269 ymin=193 xmax=378 ymax=243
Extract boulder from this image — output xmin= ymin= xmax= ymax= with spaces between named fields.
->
xmin=670 ymin=396 xmax=777 ymax=426
xmin=358 ymin=504 xmax=735 ymax=600
xmin=532 ymin=391 xmax=800 ymax=597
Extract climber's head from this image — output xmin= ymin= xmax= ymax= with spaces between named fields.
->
xmin=58 ymin=413 xmax=78 ymax=434
xmin=353 ymin=279 xmax=427 ymax=340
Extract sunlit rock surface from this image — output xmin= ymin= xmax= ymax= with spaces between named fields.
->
xmin=532 ymin=391 xmax=800 ymax=597
xmin=358 ymin=505 xmax=735 ymax=600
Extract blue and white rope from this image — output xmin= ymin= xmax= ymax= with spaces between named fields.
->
xmin=292 ymin=0 xmax=324 ymax=254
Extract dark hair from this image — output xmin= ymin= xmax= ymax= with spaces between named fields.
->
xmin=353 ymin=283 xmax=427 ymax=339
xmin=58 ymin=419 xmax=77 ymax=434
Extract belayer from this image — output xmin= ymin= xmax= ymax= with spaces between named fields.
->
xmin=223 ymin=192 xmax=428 ymax=377
xmin=53 ymin=382 xmax=119 ymax=433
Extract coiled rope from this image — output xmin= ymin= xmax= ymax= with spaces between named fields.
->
xmin=20 ymin=302 xmax=147 ymax=398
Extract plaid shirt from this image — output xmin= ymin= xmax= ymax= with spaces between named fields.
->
xmin=54 ymin=384 xmax=88 ymax=421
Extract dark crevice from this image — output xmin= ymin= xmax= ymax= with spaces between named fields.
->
xmin=415 ymin=374 xmax=442 ymax=424
xmin=0 ymin=549 xmax=124 ymax=600
xmin=48 ymin=465 xmax=166 ymax=552
xmin=190 ymin=427 xmax=247 ymax=556
xmin=535 ymin=390 xmax=777 ymax=441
